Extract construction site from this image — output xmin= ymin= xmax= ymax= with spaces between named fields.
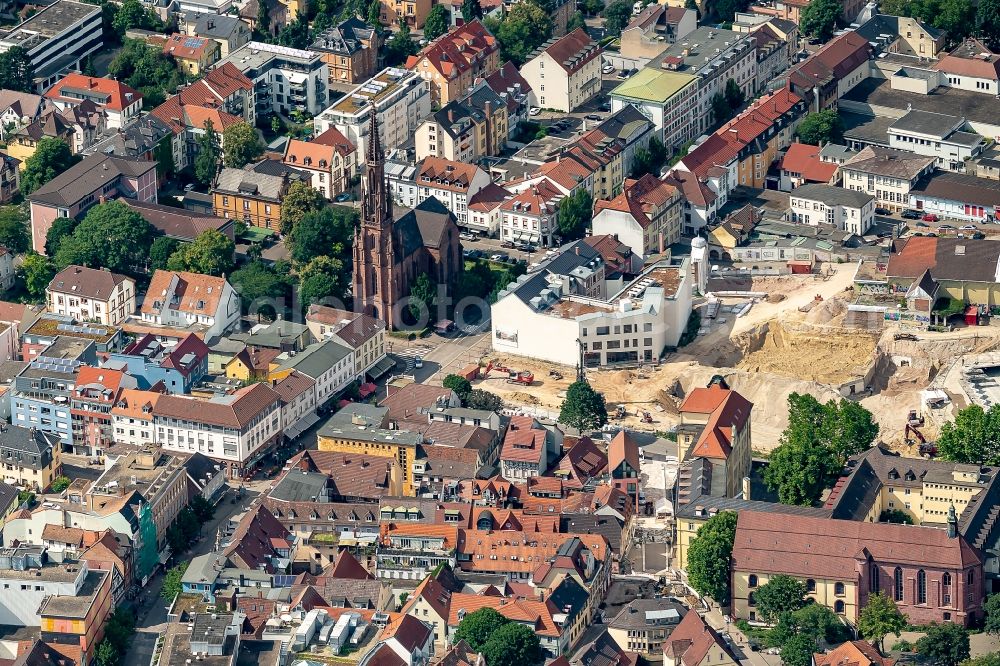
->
xmin=471 ymin=264 xmax=1000 ymax=452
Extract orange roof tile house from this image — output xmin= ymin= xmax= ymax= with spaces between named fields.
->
xmin=405 ymin=20 xmax=500 ymax=107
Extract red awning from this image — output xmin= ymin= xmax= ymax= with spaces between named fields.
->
xmin=358 ymin=382 xmax=377 ymax=397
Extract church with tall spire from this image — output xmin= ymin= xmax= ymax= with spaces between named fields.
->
xmin=352 ymin=103 xmax=462 ymax=330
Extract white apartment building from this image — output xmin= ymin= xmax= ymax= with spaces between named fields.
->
xmin=217 ymin=42 xmax=328 ymax=116
xmin=610 ymin=69 xmax=699 ymax=149
xmin=46 ymin=265 xmax=136 ymax=326
xmin=790 ymin=183 xmax=875 ymax=235
xmin=111 ymin=389 xmax=160 ymax=448
xmin=412 ymin=157 xmax=491 ymax=225
xmin=886 ymin=109 xmax=986 ymax=172
xmin=499 ymin=178 xmax=564 ymax=247
xmin=593 ymin=174 xmax=684 ymax=260
xmin=468 ymin=184 xmax=510 ymax=236
xmin=520 ymin=29 xmax=603 ymax=113
xmin=139 ymin=270 xmax=241 ymax=340
xmin=152 ymin=383 xmax=282 ymax=478
xmin=274 ymin=370 xmax=317 ymax=440
xmin=314 ymin=67 xmax=430 ymax=162
xmin=0 ymin=554 xmax=103 ymax=626
xmin=272 ymin=339 xmax=354 ymax=408
xmin=493 ymin=251 xmax=692 ymax=367
xmin=840 ymin=146 xmax=936 ymax=212
xmin=304 ymin=305 xmax=390 ymax=381
xmin=0 ymin=0 xmax=104 ymax=92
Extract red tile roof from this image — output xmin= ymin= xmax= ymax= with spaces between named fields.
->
xmin=45 ymin=74 xmax=141 ymax=112
xmin=680 ymin=384 xmax=752 ymax=460
xmin=815 ymin=641 xmax=897 ymax=666
xmin=405 ymin=20 xmax=498 ymax=80
xmin=779 ymin=143 xmax=838 ymax=184
xmin=664 ymin=609 xmax=738 ymax=666
xmin=536 ymin=28 xmax=602 ymax=75
xmin=594 ymin=174 xmax=679 ymax=229
xmin=418 ymin=157 xmax=484 ymax=194
xmin=468 ymin=182 xmax=510 ymax=212
xmin=609 ymin=430 xmax=640 ymax=471
xmin=311 ymin=127 xmax=357 ymax=157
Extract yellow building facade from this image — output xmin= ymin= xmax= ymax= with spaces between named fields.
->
xmin=733 ymin=571 xmax=859 ymax=623
xmin=317 ymin=430 xmax=419 ymax=496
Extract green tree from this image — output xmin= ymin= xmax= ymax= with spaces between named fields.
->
xmin=112 ymin=0 xmax=160 ymax=36
xmin=686 ymin=510 xmax=738 ymax=602
xmin=985 ymin=594 xmax=1000 ymax=636
xmin=222 ymin=121 xmax=265 ymax=168
xmin=299 ymin=255 xmax=347 ymax=307
xmin=166 ymin=229 xmax=236 ymax=276
xmin=289 ymin=205 xmax=356 ymax=264
xmin=780 ymin=633 xmax=818 ymax=666
xmin=603 ymin=0 xmax=631 ymax=33
xmin=963 ymin=656 xmax=1000 ymax=666
xmin=879 ymin=508 xmax=913 ymax=524
xmin=791 ymin=603 xmax=850 ymax=644
xmin=108 ymin=40 xmax=185 ymax=108
xmin=276 ymin=15 xmax=312 ymax=49
xmin=857 ymin=592 xmax=907 ymax=655
xmin=831 ymin=399 xmax=880 ymax=464
xmin=161 ymin=562 xmax=189 ymax=601
xmin=53 ymin=200 xmax=153 ymax=275
xmin=481 ymin=622 xmax=543 ymax=666
xmin=409 ymin=272 xmax=437 ymax=324
xmin=280 ymin=180 xmax=325 ymax=233
xmin=424 ymin=4 xmax=450 ymax=39
xmin=713 ymin=0 xmax=749 ymax=22
xmin=711 ymin=92 xmax=731 ymax=124
xmin=256 ymin=0 xmax=271 ymax=37
xmin=50 ymin=476 xmax=71 ymax=492
xmin=18 ymin=253 xmax=54 ymax=301
xmin=724 ymin=78 xmax=744 ymax=111
xmin=149 ymin=236 xmax=180 ymax=271
xmin=490 ymin=1 xmax=553 ymax=65
xmin=559 ymin=380 xmax=608 ymax=432
xmin=231 ymin=261 xmax=292 ymax=317
xmin=190 ymin=495 xmax=215 ymax=523
xmin=557 ymin=189 xmax=593 ymax=241
xmin=103 ymin=609 xmax=135 ymax=651
xmin=567 ymin=10 xmax=587 ymax=31
xmin=938 ymin=404 xmax=1000 ymax=465
xmin=796 ymin=109 xmax=844 ymax=144
xmin=799 ymin=0 xmax=841 ymax=38
xmin=368 ymin=0 xmax=383 ymax=29
xmin=443 ymin=374 xmax=473 ymax=401
xmin=95 ymin=639 xmax=118 ymax=666
xmin=753 ymin=575 xmax=807 ymax=623
xmin=0 ymin=47 xmax=35 ymax=93
xmin=465 ymin=389 xmax=503 ymax=411
xmin=45 ymin=217 xmax=77 ymax=256
xmin=763 ymin=436 xmax=831 ymax=505
xmin=917 ymin=623 xmax=970 ymax=666
xmin=581 ymin=0 xmax=604 ymax=13
xmin=21 ymin=138 xmax=80 ymax=195
xmin=384 ymin=24 xmax=420 ymax=67
xmin=979 ymin=0 xmax=1000 ymax=49
xmin=462 ymin=0 xmax=484 ymax=22
xmin=935 ymin=0 xmax=974 ymax=42
xmin=631 ymin=137 xmax=668 ymax=177
xmin=454 ymin=608 xmax=510 ymax=651
xmin=0 ymin=206 xmax=29 ymax=253
xmin=194 ymin=120 xmax=221 ymax=186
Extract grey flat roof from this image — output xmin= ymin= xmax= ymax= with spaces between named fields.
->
xmin=791 ymin=183 xmax=874 ymax=208
xmin=842 ymin=110 xmax=893 ymax=146
xmin=844 ymin=77 xmax=1000 ymax=128
xmin=889 ymin=109 xmax=962 ymax=139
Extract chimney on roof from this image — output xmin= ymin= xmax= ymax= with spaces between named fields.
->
xmin=947 ymin=504 xmax=958 ymax=538
xmin=448 ymin=109 xmax=454 ymax=123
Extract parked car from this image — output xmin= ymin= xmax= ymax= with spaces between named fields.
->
xmin=490 ymin=253 xmax=504 ymax=261
xmin=500 ymin=240 xmax=515 ymax=248
xmin=901 ymin=209 xmax=922 ymax=219
xmin=585 ymin=114 xmax=603 ymax=121
xmin=923 ymin=214 xmax=940 ymax=222
xmin=602 ymin=64 xmax=615 ymax=74
xmin=529 ymin=107 xmax=541 ymax=116
xmin=599 ymin=101 xmax=611 ymax=111
xmin=915 ymin=221 xmax=929 ymax=228
xmin=973 ymin=232 xmax=986 ymax=239
xmin=875 ymin=207 xmax=891 ymax=215
xmin=414 ymin=357 xmax=424 ymax=369
xmin=926 ymin=232 xmax=938 ymax=237
xmin=618 ymin=69 xmax=630 ymax=78
xmin=335 ymin=192 xmax=353 ymax=202
xmin=960 ymin=224 xmax=977 ymax=230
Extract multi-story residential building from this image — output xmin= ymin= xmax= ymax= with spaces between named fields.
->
xmin=732 ymin=510 xmax=983 ymax=626
xmin=138 ymin=269 xmax=241 ymax=340
xmin=7 ymin=109 xmax=73 ymax=165
xmin=150 ymin=102 xmax=242 ymax=176
xmin=104 ymin=333 xmax=209 ymax=393
xmin=414 ymin=89 xmax=508 ymax=163
xmin=0 ymin=423 xmax=61 ymax=491
xmin=883 ymin=110 xmax=986 ymax=172
xmin=186 ymin=14 xmax=251 ymax=59
xmin=676 ymin=381 xmax=753 ymax=500
xmin=610 ymin=68 xmax=698 ymax=150
xmin=376 ymin=523 xmax=457 ymax=580
xmin=46 ymin=265 xmax=135 ymax=326
xmin=314 ymin=67 xmax=431 ymax=161
xmin=499 ymin=178 xmax=564 ymax=247
xmin=467 ymin=183 xmax=510 ymax=237
xmin=663 ymin=611 xmax=740 ymax=666
xmin=44 ymin=74 xmax=142 ymax=129
xmin=269 ymin=338 xmax=355 ymax=409
xmin=406 ymin=158 xmax=492 ymax=226
xmin=0 ymin=90 xmax=46 ymax=130
xmin=20 ymin=314 xmax=122 ymax=359
xmin=499 ymin=415 xmax=554 ymax=481
xmin=750 ymin=23 xmax=791 ymax=94
xmin=787 ymin=31 xmax=871 ymax=111
xmin=608 ymin=430 xmax=641 ymax=510
xmin=593 ymin=174 xmax=683 ymax=260
xmin=91 ymin=446 xmax=189 ymax=553
xmin=619 ymin=4 xmax=697 ymax=63
xmin=492 ymin=250 xmax=693 ymax=367
xmin=405 ymin=20 xmax=500 ymax=107
xmin=607 ymin=599 xmax=686 ymax=654
xmin=273 ymin=370 xmax=317 ymax=440
xmin=305 ymin=305 xmax=391 ymax=382
xmin=521 ymin=29 xmax=602 ymax=113
xmin=110 ymin=389 xmax=163 ymax=448
xmin=216 ymin=41 xmax=328 ymax=116
xmin=27 ymin=153 xmax=157 ymax=255
xmin=0 ymin=154 xmax=19 ymax=203
xmin=841 ymin=146 xmax=936 ymax=212
xmin=376 ymin=0 xmax=432 ymax=28
xmin=11 ymin=337 xmax=97 ymax=450
xmin=153 ymin=382 xmax=282 ymax=479
xmin=212 ymin=166 xmax=296 ymax=230
xmin=790 ymin=183 xmax=875 ymax=235
xmin=163 ymin=33 xmax=221 ymax=75
xmin=311 ymin=18 xmax=380 ymax=86
xmin=283 ymin=132 xmax=356 ymax=199
xmin=0 ymin=0 xmax=103 ymax=92
xmin=70 ymin=367 xmax=139 ymax=456
xmin=483 ymin=62 xmax=533 ymax=134
xmin=123 ymin=198 xmax=235 ymax=243
xmin=79 ymin=528 xmax=134 ymax=605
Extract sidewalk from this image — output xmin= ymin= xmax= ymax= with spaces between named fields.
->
xmin=703 ymin=605 xmax=782 ymax=666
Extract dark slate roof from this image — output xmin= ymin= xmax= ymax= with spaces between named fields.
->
xmin=193 ymin=13 xmax=246 ymax=39
xmin=959 ymin=473 xmax=1000 ymax=549
xmin=28 ymin=153 xmax=156 ymax=207
xmin=269 ymin=470 xmax=329 ymax=502
xmin=87 ymin=115 xmax=172 ymax=158
xmin=183 ymin=452 xmax=222 ymax=489
xmin=500 ymin=240 xmax=603 ymax=304
xmin=608 ymin=598 xmax=686 ymax=630
xmin=394 ymin=196 xmax=457 ymax=254
xmin=546 ymin=574 xmax=588 ymax=624
xmin=0 ymin=481 xmax=17 ymax=515
xmin=0 ymin=424 xmax=59 ymax=455
xmin=559 ymin=513 xmax=624 ymax=551
xmin=311 ymin=17 xmax=376 ymax=55
xmin=675 ymin=495 xmax=832 ymax=519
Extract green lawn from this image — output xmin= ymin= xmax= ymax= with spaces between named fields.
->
xmin=239 ymin=226 xmax=274 ymax=243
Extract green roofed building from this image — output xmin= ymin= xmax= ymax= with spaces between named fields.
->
xmin=610 ymin=69 xmax=698 ymax=151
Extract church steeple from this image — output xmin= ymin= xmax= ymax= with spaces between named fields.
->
xmin=362 ymin=101 xmax=391 ymax=225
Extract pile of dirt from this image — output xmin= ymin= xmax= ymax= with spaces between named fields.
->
xmin=805 ymin=296 xmax=849 ymax=325
xmin=767 ymin=293 xmax=786 ymax=304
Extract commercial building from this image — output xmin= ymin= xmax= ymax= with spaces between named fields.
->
xmin=305 ymin=305 xmax=390 ymax=382
xmin=908 ymin=172 xmax=1000 ymax=221
xmin=405 ymin=20 xmax=500 ymax=107
xmin=217 ymin=41 xmax=328 ymax=116
xmin=790 ymin=183 xmax=876 ymax=235
xmin=885 ymin=236 xmax=1000 ymax=312
xmin=403 ymin=157 xmax=492 ymax=225
xmin=521 ymin=29 xmax=602 ymax=113
xmin=269 ymin=338 xmax=355 ymax=408
xmin=27 ymin=154 xmax=158 ymax=255
xmin=70 ymin=367 xmax=138 ymax=456
xmin=499 ymin=179 xmax=564 ymax=248
xmin=885 ymin=110 xmax=985 ymax=172
xmin=492 ymin=243 xmax=692 ymax=367
xmin=314 ymin=67 xmax=431 ymax=161
xmin=46 ymin=265 xmax=135 ymax=326
xmin=840 ymin=146 xmax=936 ymax=213
xmin=610 ymin=68 xmax=698 ymax=150
xmin=0 ymin=0 xmax=103 ymax=92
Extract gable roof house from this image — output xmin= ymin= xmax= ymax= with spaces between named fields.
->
xmin=283 ymin=132 xmax=356 ymax=199
xmin=405 ymin=20 xmax=500 ymax=107
xmin=593 ymin=174 xmax=683 ymax=260
xmin=787 ymin=31 xmax=873 ymax=111
xmin=663 ymin=610 xmax=739 ymax=666
xmin=44 ymin=74 xmax=142 ymax=129
xmin=520 ymin=29 xmax=603 ymax=113
xmin=138 ymin=270 xmax=241 ymax=341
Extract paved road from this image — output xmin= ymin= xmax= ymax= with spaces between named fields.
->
xmin=124 ymin=484 xmax=256 ymax=666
